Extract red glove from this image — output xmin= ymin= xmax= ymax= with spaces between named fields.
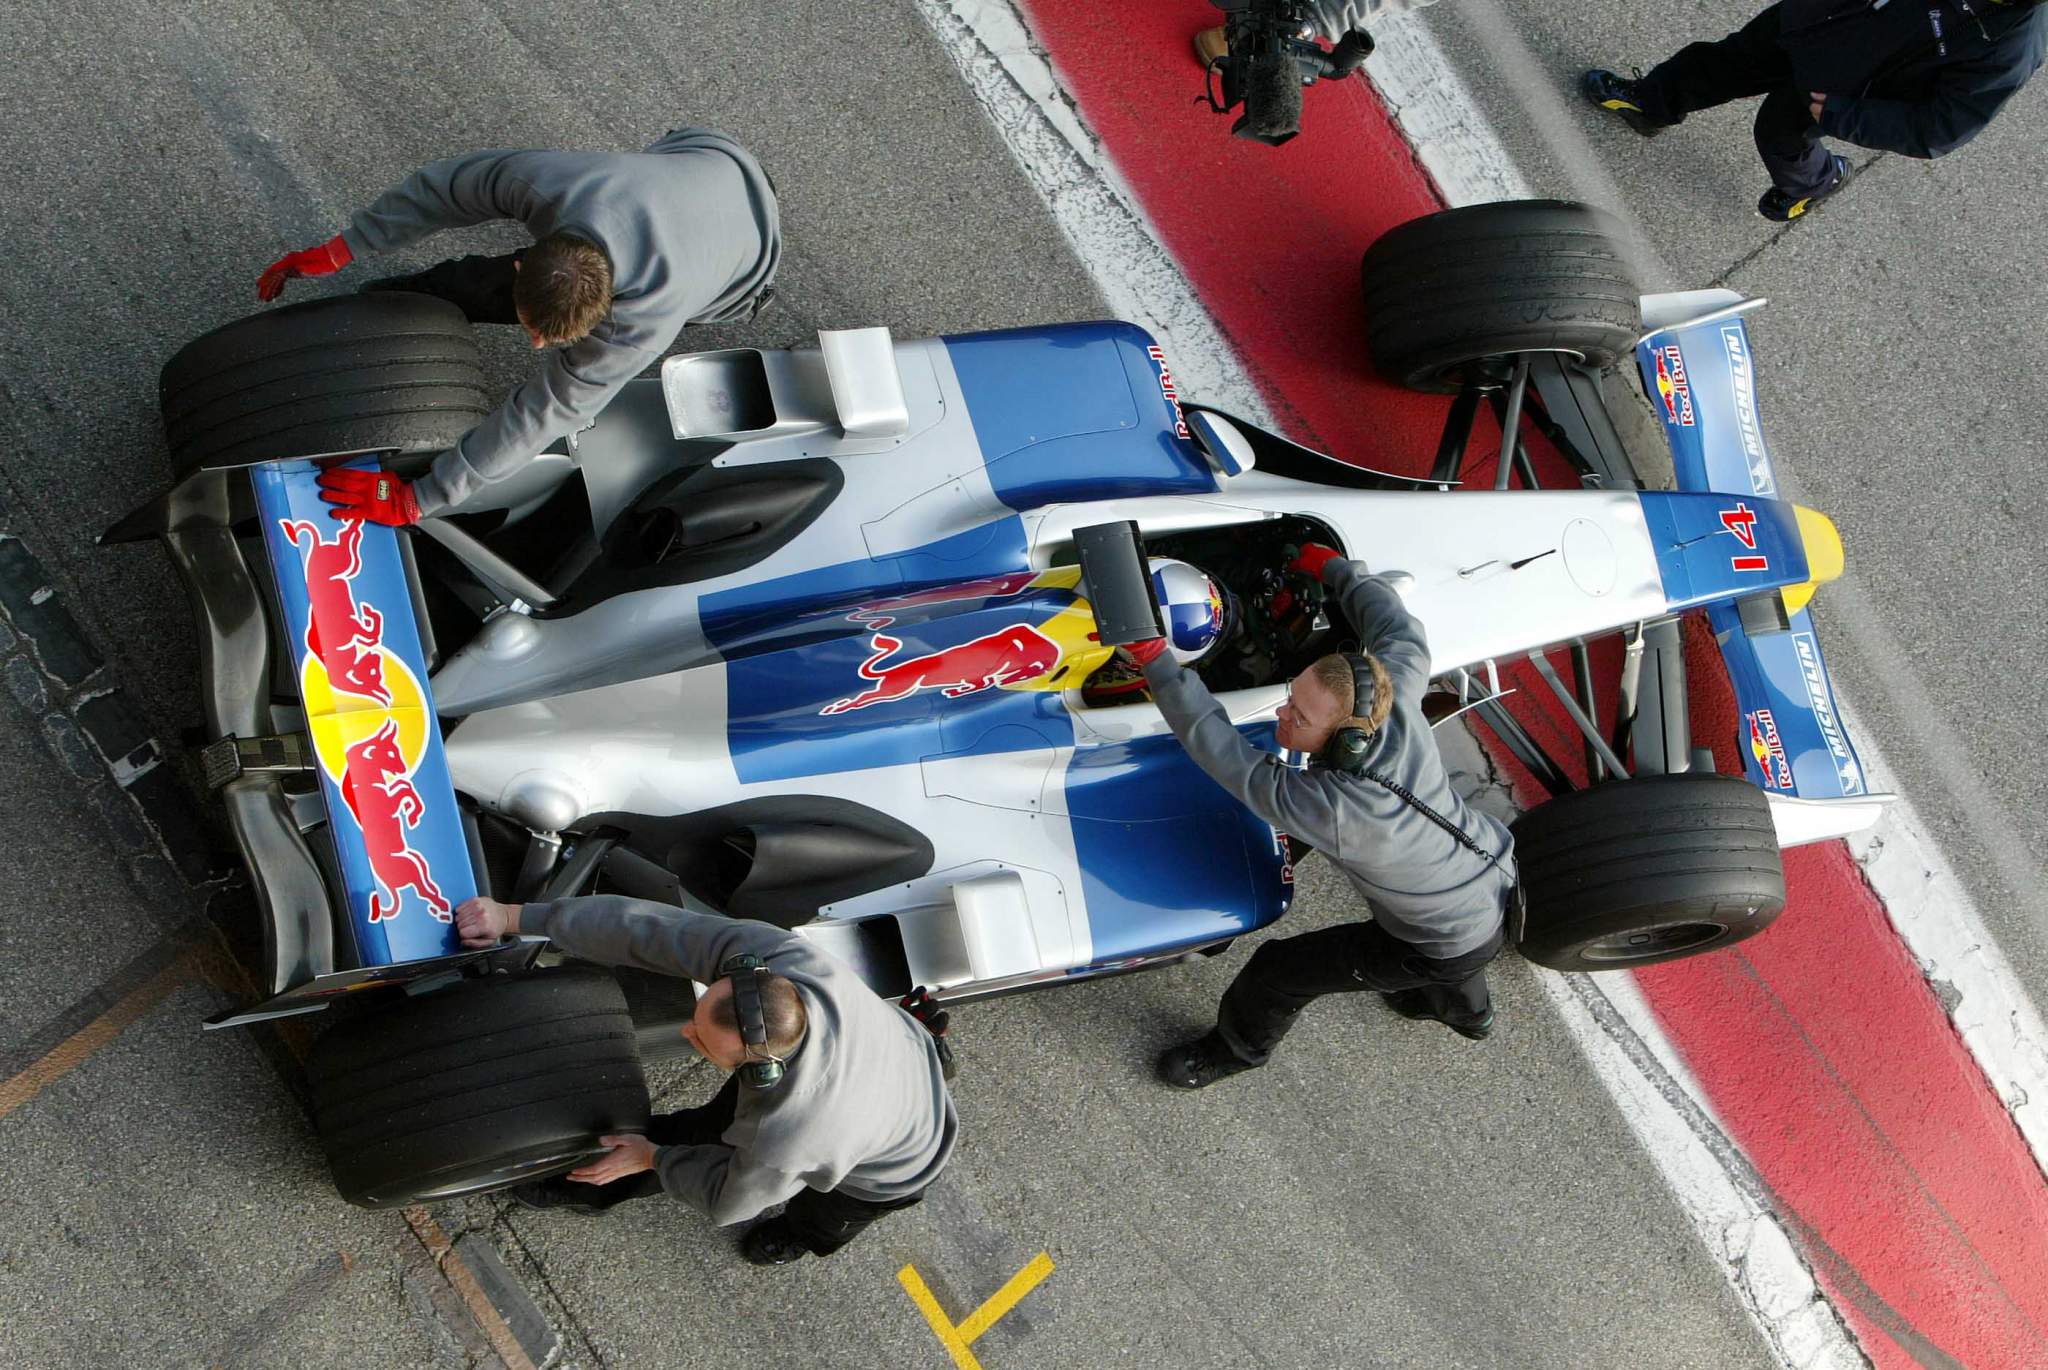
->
xmin=1287 ymin=543 xmax=1343 ymax=581
xmin=318 ymin=468 xmax=421 ymax=527
xmin=257 ymin=235 xmax=353 ymax=301
xmin=1123 ymin=637 xmax=1171 ymax=666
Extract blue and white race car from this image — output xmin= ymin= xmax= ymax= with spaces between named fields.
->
xmin=113 ymin=199 xmax=1886 ymax=1205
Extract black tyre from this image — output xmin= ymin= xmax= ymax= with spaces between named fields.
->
xmin=159 ymin=292 xmax=489 ymax=475
xmin=306 ymin=965 xmax=649 ymax=1208
xmin=1510 ymin=772 xmax=1785 ymax=972
xmin=1361 ymin=200 xmax=1642 ymax=393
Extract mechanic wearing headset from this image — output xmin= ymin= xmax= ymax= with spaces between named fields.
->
xmin=1132 ymin=544 xmax=1516 ymax=1089
xmin=255 ymin=127 xmax=781 ymax=523
xmin=453 ymin=894 xmax=954 ymax=1266
xmin=1585 ymin=0 xmax=2046 ymax=222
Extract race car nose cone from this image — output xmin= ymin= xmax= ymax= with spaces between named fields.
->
xmin=1781 ymin=506 xmax=1844 ymax=614
xmin=1793 ymin=506 xmax=1844 ymax=584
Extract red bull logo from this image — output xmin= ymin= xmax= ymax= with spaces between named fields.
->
xmin=1654 ymin=345 xmax=1695 ymax=428
xmin=283 ymin=513 xmax=451 ymax=926
xmin=1746 ymin=708 xmax=1793 ymax=789
xmin=821 ymin=623 xmax=1064 ymax=714
xmin=282 ymin=519 xmax=391 ymax=705
xmin=1146 ymin=344 xmax=1192 ymax=441
xmin=341 ymin=719 xmax=452 ymax=923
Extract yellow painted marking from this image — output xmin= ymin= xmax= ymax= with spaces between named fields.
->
xmin=898 ymin=1252 xmax=1055 ymax=1369
xmin=0 ymin=953 xmax=195 ymax=1122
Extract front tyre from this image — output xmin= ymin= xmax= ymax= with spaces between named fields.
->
xmin=1361 ymin=200 xmax=1643 ymax=393
xmin=1510 ymin=773 xmax=1786 ymax=972
xmin=306 ymin=965 xmax=649 ymax=1208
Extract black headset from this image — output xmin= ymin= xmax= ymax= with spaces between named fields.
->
xmin=1316 ymin=652 xmax=1380 ymax=775
xmin=718 ymin=953 xmax=787 ymax=1089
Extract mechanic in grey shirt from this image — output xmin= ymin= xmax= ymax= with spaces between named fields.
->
xmin=254 ymin=127 xmax=780 ymax=521
xmin=454 ymin=893 xmax=954 ymax=1266
xmin=1133 ymin=544 xmax=1516 ymax=1089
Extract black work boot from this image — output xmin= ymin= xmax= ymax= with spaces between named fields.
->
xmin=1156 ymin=1030 xmax=1260 ymax=1089
xmin=1383 ymin=989 xmax=1494 ymax=1042
xmin=1581 ymin=68 xmax=1665 ymax=137
xmin=741 ymin=1217 xmax=813 ymax=1266
xmin=1758 ymin=154 xmax=1849 ymax=222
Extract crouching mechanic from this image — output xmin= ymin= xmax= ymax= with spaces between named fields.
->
xmin=453 ymin=894 xmax=955 ymax=1266
xmin=256 ymin=127 xmax=781 ymax=523
xmin=1134 ymin=544 xmax=1517 ymax=1089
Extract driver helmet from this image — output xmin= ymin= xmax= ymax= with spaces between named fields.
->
xmin=1148 ymin=557 xmax=1232 ymax=667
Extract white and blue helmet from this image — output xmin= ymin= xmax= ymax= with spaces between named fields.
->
xmin=1148 ymin=557 xmax=1230 ymax=667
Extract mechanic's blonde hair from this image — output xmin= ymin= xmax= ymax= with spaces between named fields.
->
xmin=515 ymin=233 xmax=612 ymax=342
xmin=1308 ymin=652 xmax=1393 ymax=735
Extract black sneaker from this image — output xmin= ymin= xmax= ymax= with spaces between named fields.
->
xmin=506 ymin=1178 xmax=611 ymax=1215
xmin=1156 ymin=1030 xmax=1260 ymax=1089
xmin=741 ymin=1217 xmax=813 ymax=1267
xmin=1383 ymin=989 xmax=1494 ymax=1042
xmin=1758 ymin=154 xmax=1849 ymax=222
xmin=1581 ymin=68 xmax=1664 ymax=138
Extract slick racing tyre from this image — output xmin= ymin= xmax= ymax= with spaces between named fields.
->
xmin=1510 ymin=772 xmax=1785 ymax=972
xmin=307 ymin=965 xmax=649 ymax=1208
xmin=159 ymin=292 xmax=489 ymax=475
xmin=1361 ymin=200 xmax=1642 ymax=393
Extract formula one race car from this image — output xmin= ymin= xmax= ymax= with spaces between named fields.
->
xmin=109 ymin=199 xmax=1887 ymax=1206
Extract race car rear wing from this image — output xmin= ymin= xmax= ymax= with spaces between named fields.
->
xmin=1637 ymin=294 xmax=1883 ymax=816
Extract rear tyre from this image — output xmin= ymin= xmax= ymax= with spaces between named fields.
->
xmin=159 ymin=291 xmax=489 ymax=475
xmin=1510 ymin=773 xmax=1785 ymax=972
xmin=1361 ymin=200 xmax=1643 ymax=393
xmin=307 ymin=965 xmax=649 ymax=1208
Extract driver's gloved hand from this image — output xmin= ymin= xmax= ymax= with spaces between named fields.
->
xmin=1287 ymin=543 xmax=1343 ymax=580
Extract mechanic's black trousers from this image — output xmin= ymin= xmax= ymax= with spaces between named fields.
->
xmin=540 ymin=1075 xmax=927 ymax=1256
xmin=1216 ymin=920 xmax=1506 ymax=1064
xmin=364 ymin=251 xmax=524 ymax=326
xmin=1633 ymin=6 xmax=1836 ymax=195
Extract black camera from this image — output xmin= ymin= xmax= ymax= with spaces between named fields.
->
xmin=1200 ymin=0 xmax=1374 ymax=147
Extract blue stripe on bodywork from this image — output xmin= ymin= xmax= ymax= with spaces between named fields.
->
xmin=1637 ymin=490 xmax=1808 ymax=611
xmin=699 ymin=517 xmax=1031 ymax=647
xmin=253 ymin=461 xmax=474 ymax=967
xmin=945 ymin=322 xmax=1219 ymax=510
xmin=721 ymin=581 xmax=1084 ymax=783
xmin=1065 ymin=723 xmax=1293 ymax=962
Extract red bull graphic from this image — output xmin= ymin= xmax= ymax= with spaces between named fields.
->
xmin=822 ymin=623 xmax=1064 ymax=714
xmin=255 ymin=462 xmax=475 ymax=965
xmin=342 ymin=719 xmax=453 ymax=922
xmin=1747 ymin=709 xmax=1794 ymax=790
xmin=1654 ymin=345 xmax=1695 ymax=428
xmin=1146 ymin=344 xmax=1192 ymax=440
xmin=280 ymin=518 xmax=391 ymax=705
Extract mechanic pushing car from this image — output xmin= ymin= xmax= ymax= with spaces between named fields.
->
xmin=454 ymin=894 xmax=954 ymax=1266
xmin=1132 ymin=544 xmax=1517 ymax=1089
xmin=1584 ymin=0 xmax=2046 ymax=222
xmin=256 ymin=127 xmax=781 ymax=521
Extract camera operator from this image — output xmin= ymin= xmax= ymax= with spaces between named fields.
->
xmin=1197 ymin=0 xmax=1436 ymax=144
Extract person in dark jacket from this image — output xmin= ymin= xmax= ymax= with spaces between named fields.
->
xmin=1139 ymin=545 xmax=1517 ymax=1091
xmin=1583 ymin=0 xmax=2047 ymax=220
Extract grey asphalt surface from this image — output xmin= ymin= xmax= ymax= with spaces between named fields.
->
xmin=0 ymin=2 xmax=1803 ymax=1368
xmin=1416 ymin=0 xmax=2048 ymax=1000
